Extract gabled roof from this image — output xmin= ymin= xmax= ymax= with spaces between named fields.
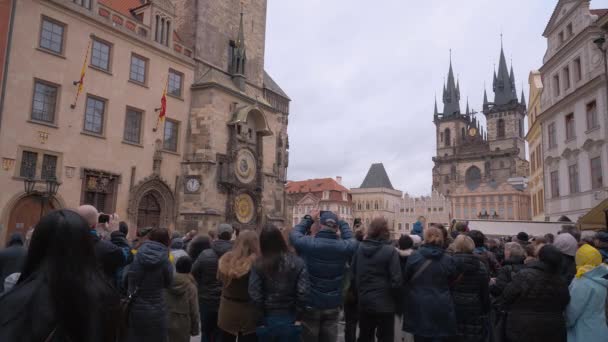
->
xmin=286 ymin=178 xmax=349 ymax=194
xmin=263 ymin=71 xmax=290 ymax=100
xmin=359 ymin=163 xmax=394 ymax=190
xmin=591 ymin=9 xmax=608 ymax=17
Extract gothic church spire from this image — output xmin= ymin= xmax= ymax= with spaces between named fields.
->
xmin=492 ymin=41 xmax=518 ymax=106
xmin=442 ymin=51 xmax=461 ymax=116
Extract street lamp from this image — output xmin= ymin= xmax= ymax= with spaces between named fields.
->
xmin=23 ymin=177 xmax=36 ymax=194
xmin=23 ymin=175 xmax=61 ymax=220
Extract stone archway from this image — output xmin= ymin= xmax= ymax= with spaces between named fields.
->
xmin=2 ymin=191 xmax=65 ymax=244
xmin=128 ymin=175 xmax=175 ymax=230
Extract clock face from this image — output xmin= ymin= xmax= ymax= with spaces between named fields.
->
xmin=235 ymin=149 xmax=257 ymax=184
xmin=469 ymin=127 xmax=478 ymax=137
xmin=185 ymin=178 xmax=200 ymax=193
xmin=234 ymin=193 xmax=255 ymax=224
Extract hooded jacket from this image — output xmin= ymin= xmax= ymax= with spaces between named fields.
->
xmin=191 ymin=239 xmax=233 ymax=311
xmin=499 ymin=261 xmax=570 ymax=342
xmin=566 ymin=265 xmax=608 ymax=342
xmin=0 ymin=234 xmax=26 ymax=293
xmin=352 ymin=239 xmax=402 ymax=314
xmin=289 ymin=217 xmax=358 ymax=309
xmin=402 ymin=244 xmax=458 ymax=337
xmin=126 ymin=241 xmax=174 ymax=342
xmin=165 ymin=273 xmax=200 ymax=342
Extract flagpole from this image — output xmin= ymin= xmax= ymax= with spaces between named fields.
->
xmin=71 ymin=40 xmax=91 ymax=109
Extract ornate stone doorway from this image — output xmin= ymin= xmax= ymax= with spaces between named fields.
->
xmin=7 ymin=195 xmax=57 ymax=239
xmin=137 ymin=192 xmax=161 ymax=229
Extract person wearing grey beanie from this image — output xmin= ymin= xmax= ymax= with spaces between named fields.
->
xmin=553 ymin=233 xmax=578 ymax=285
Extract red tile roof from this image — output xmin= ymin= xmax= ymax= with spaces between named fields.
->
xmin=591 ymin=9 xmax=608 ymax=17
xmin=286 ymin=178 xmax=349 ymax=194
xmin=98 ymin=0 xmax=143 ymax=18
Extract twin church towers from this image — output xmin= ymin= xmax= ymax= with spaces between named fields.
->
xmin=432 ymin=43 xmax=531 ymax=221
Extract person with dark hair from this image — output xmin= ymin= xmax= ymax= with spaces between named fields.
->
xmin=467 ymin=230 xmax=500 ymax=277
xmin=397 ymin=235 xmax=414 ymax=268
xmin=0 ymin=210 xmax=120 ymax=342
xmin=249 ymin=224 xmax=309 ymax=342
xmin=513 ymin=232 xmax=530 ymax=246
xmin=449 ymin=235 xmax=490 ymax=342
xmin=544 ymin=233 xmax=555 ymax=244
xmin=126 ymin=227 xmax=174 ymax=342
xmin=289 ymin=210 xmax=358 ymax=342
xmin=187 ymin=234 xmax=211 ymax=261
xmin=498 ymin=245 xmax=570 ymax=342
xmin=343 ymin=228 xmax=365 ymax=342
xmin=553 ymin=233 xmax=578 ymax=285
xmin=352 ymin=218 xmax=402 ymax=342
xmin=192 ymin=223 xmax=234 ymax=342
xmin=166 ymin=256 xmax=200 ymax=342
xmin=119 ymin=221 xmax=129 ymax=236
xmin=217 ymin=230 xmax=260 ymax=342
xmin=0 ymin=233 xmax=26 ymax=293
xmin=402 ymin=227 xmax=458 ymax=341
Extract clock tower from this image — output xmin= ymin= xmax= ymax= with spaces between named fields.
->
xmin=432 ymin=45 xmax=531 ymax=221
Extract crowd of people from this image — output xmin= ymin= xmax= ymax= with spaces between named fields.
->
xmin=0 ymin=206 xmax=607 ymax=342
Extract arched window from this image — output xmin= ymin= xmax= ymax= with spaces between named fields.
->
xmin=366 ymin=202 xmax=370 ymax=210
xmin=444 ymin=128 xmax=451 ymax=147
xmin=374 ymin=201 xmax=379 ymax=210
xmin=497 ymin=119 xmax=505 ymax=138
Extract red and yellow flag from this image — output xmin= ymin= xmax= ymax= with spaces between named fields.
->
xmin=153 ymin=79 xmax=168 ymax=132
xmin=71 ymin=41 xmax=91 ymax=109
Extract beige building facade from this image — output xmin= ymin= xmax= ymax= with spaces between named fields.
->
xmin=0 ymin=0 xmax=290 ymax=243
xmin=397 ymin=191 xmax=451 ymax=235
xmin=285 ymin=177 xmax=353 ymax=227
xmin=0 ymin=0 xmax=195 ymax=243
xmin=526 ymin=71 xmax=546 ymax=221
xmin=352 ymin=163 xmax=403 ymax=237
xmin=537 ymin=0 xmax=608 ymax=221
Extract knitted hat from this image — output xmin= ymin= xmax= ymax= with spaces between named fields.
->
xmin=553 ymin=233 xmax=578 ymax=257
xmin=575 ymin=244 xmax=602 ymax=278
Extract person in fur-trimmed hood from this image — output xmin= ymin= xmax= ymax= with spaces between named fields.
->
xmin=217 ymin=230 xmax=260 ymax=341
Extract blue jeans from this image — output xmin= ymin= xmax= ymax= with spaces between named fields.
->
xmin=199 ymin=306 xmax=222 ymax=342
xmin=256 ymin=315 xmax=302 ymax=342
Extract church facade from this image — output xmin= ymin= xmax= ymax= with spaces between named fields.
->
xmin=432 ymin=47 xmax=531 ymax=221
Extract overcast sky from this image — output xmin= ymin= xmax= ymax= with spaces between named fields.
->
xmin=264 ymin=0 xmax=608 ymax=196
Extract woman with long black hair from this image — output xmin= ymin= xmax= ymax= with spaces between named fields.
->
xmin=0 ymin=209 xmax=121 ymax=342
xmin=249 ymin=224 xmax=309 ymax=342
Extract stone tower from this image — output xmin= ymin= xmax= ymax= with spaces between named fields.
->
xmin=172 ymin=0 xmax=291 ymax=233
xmin=432 ymin=46 xmax=530 ymax=221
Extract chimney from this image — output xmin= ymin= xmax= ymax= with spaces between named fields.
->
xmin=336 ymin=176 xmax=342 ymax=185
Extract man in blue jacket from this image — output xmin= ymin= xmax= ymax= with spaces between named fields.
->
xmin=290 ymin=210 xmax=358 ymax=342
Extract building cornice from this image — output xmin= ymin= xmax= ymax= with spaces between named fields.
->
xmin=537 ymin=75 xmax=604 ymax=121
xmin=43 ymin=0 xmax=196 ymax=68
xmin=540 ymin=25 xmax=602 ymax=72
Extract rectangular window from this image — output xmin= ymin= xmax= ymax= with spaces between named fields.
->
xmin=531 ymin=151 xmax=536 ymax=173
xmin=558 ymin=31 xmax=564 ymax=44
xmin=123 ymin=108 xmax=143 ymax=144
xmin=586 ymin=101 xmax=598 ymax=130
xmin=84 ymin=96 xmax=105 ymax=134
xmin=568 ymin=164 xmax=580 ymax=194
xmin=168 ymin=69 xmax=183 ymax=97
xmin=563 ymin=66 xmax=570 ymax=89
xmin=553 ymin=74 xmax=560 ymax=96
xmin=81 ymin=170 xmax=118 ymax=213
xmin=72 ymin=0 xmax=91 ymax=9
xmin=20 ymin=151 xmax=38 ymax=178
xmin=41 ymin=154 xmax=58 ymax=180
xmin=39 ymin=17 xmax=65 ymax=54
xmin=507 ymin=205 xmax=514 ymax=220
xmin=550 ymin=171 xmax=560 ymax=198
xmin=591 ymin=157 xmax=603 ymax=189
xmin=565 ymin=113 xmax=575 ymax=140
xmin=163 ymin=119 xmax=179 ymax=152
xmin=129 ymin=54 xmax=147 ymax=84
xmin=574 ymin=58 xmax=582 ymax=82
xmin=567 ymin=23 xmax=573 ymax=37
xmin=539 ymin=189 xmax=545 ymax=212
xmin=91 ymin=39 xmax=111 ymax=71
xmin=31 ymin=80 xmax=58 ymax=123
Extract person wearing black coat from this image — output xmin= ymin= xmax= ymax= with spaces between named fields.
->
xmin=450 ymin=235 xmax=490 ymax=342
xmin=125 ymin=228 xmax=174 ymax=342
xmin=402 ymin=225 xmax=458 ymax=342
xmin=191 ymin=224 xmax=234 ymax=342
xmin=352 ymin=218 xmax=402 ymax=342
xmin=0 ymin=233 xmax=26 ymax=293
xmin=498 ymin=245 xmax=570 ymax=342
xmin=489 ymin=242 xmax=526 ymax=297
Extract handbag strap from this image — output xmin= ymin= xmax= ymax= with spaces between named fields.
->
xmin=44 ymin=328 xmax=57 ymax=342
xmin=411 ymin=259 xmax=433 ymax=282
